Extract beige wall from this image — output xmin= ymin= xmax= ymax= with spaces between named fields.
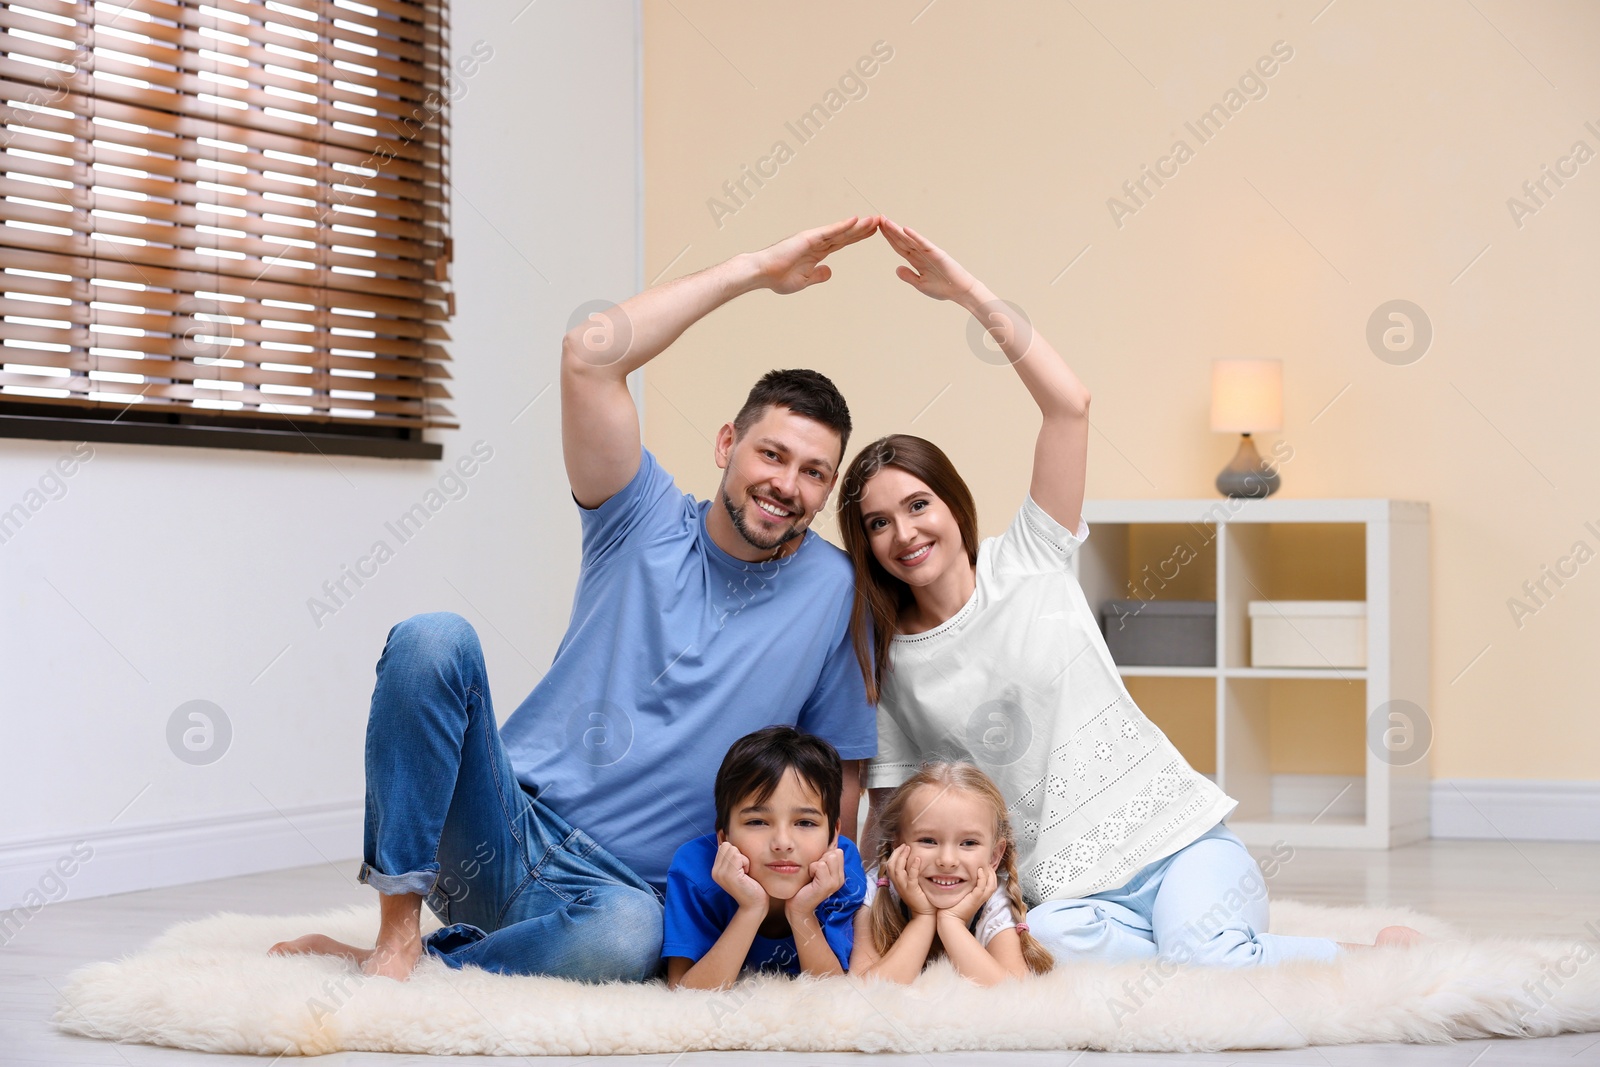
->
xmin=642 ymin=2 xmax=1600 ymax=781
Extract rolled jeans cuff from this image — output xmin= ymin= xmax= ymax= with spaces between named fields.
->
xmin=359 ymin=861 xmax=438 ymax=896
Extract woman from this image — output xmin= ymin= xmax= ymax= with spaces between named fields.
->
xmin=841 ymin=219 xmax=1417 ymax=967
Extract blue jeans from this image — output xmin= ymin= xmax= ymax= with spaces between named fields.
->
xmin=358 ymin=612 xmax=665 ymax=981
xmin=1027 ymin=821 xmax=1339 ymax=967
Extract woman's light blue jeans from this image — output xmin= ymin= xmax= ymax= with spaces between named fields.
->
xmin=358 ymin=612 xmax=665 ymax=980
xmin=1028 ymin=821 xmax=1339 ymax=967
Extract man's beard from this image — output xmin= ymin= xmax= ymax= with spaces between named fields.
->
xmin=721 ymin=482 xmax=804 ymax=552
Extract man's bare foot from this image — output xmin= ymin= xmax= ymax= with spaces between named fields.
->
xmin=268 ymin=932 xmax=422 ymax=979
xmin=362 ymin=934 xmax=423 ymax=980
xmin=268 ymin=933 xmax=374 ymax=966
xmin=269 ymin=892 xmax=426 ymax=979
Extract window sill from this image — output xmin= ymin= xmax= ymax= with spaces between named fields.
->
xmin=0 ymin=407 xmax=443 ymax=461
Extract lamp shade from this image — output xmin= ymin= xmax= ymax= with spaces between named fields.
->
xmin=1210 ymin=359 xmax=1283 ymax=434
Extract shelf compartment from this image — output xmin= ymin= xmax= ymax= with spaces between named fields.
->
xmin=1219 ymin=676 xmax=1367 ymax=827
xmin=1077 ymin=522 xmax=1218 ymax=618
xmin=1221 ymin=522 xmax=1366 ymax=671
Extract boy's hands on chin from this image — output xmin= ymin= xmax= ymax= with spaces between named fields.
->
xmin=886 ymin=844 xmax=937 ymax=917
xmin=712 ymin=841 xmax=769 ymax=912
xmin=784 ymin=846 xmax=846 ymax=919
xmin=937 ymin=864 xmax=996 ymax=925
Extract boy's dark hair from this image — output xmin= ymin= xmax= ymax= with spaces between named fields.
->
xmin=714 ymin=725 xmax=844 ymax=841
xmin=732 ymin=369 xmax=853 ymax=460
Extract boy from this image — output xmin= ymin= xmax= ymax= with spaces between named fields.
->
xmin=663 ymin=726 xmax=866 ymax=989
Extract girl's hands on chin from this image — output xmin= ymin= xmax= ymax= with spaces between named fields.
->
xmin=712 ymin=841 xmax=769 ymax=911
xmin=877 ymin=218 xmax=984 ymax=306
xmin=886 ymin=844 xmax=937 ymax=917
xmin=939 ymin=864 xmax=996 ymax=925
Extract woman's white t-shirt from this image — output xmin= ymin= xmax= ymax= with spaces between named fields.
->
xmin=861 ymin=865 xmax=1016 ymax=947
xmin=866 ymin=495 xmax=1238 ymax=906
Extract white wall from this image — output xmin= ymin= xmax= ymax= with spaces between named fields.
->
xmin=0 ymin=0 xmax=643 ymax=907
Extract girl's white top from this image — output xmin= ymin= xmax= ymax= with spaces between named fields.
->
xmin=866 ymin=495 xmax=1238 ymax=905
xmin=861 ymin=865 xmax=1016 ymax=947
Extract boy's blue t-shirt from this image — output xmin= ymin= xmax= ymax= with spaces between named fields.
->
xmin=661 ymin=833 xmax=867 ymax=974
xmin=498 ymin=449 xmax=877 ymax=896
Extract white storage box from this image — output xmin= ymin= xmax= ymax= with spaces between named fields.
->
xmin=1248 ymin=600 xmax=1367 ymax=668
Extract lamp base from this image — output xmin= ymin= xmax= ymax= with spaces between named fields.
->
xmin=1215 ymin=433 xmax=1281 ymax=499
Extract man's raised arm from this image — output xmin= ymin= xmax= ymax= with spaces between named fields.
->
xmin=560 ymin=215 xmax=880 ymax=509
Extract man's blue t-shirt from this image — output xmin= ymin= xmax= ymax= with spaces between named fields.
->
xmin=498 ymin=449 xmax=877 ymax=895
xmin=661 ymin=833 xmax=866 ymax=974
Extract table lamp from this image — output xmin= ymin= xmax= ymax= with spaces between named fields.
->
xmin=1210 ymin=358 xmax=1282 ymax=498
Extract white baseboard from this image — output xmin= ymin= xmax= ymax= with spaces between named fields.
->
xmin=0 ymin=801 xmax=362 ymax=912
xmin=1212 ymin=774 xmax=1600 ymax=842
xmin=1430 ymin=778 xmax=1600 ymax=842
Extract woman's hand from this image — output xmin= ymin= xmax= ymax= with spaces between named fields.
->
xmin=877 ymin=217 xmax=985 ymax=307
xmin=879 ymin=220 xmax=1089 ymax=533
xmin=711 ymin=841 xmax=769 ymax=912
xmin=938 ymin=864 xmax=996 ymax=925
xmin=748 ymin=215 xmax=881 ymax=295
xmin=885 ymin=844 xmax=938 ymax=917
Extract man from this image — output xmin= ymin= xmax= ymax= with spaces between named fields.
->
xmin=271 ymin=215 xmax=883 ymax=981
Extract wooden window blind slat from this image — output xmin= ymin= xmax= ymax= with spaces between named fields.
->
xmin=0 ymin=342 xmax=450 ymax=399
xmin=0 ymin=178 xmax=433 ymax=258
xmin=0 ymin=390 xmax=460 ymax=431
xmin=0 ymin=375 xmax=458 ymax=428
xmin=112 ymin=0 xmax=438 ymax=62
xmin=0 ymin=272 xmax=450 ymax=345
xmin=0 ymin=222 xmax=447 ymax=301
xmin=0 ymin=7 xmax=433 ymax=103
xmin=0 ymin=188 xmax=428 ymax=262
xmin=2 ymin=245 xmax=449 ymax=320
xmin=1 ymin=75 xmax=440 ymax=181
xmin=0 ymin=127 xmax=440 ymax=218
xmin=0 ymin=57 xmax=447 ymax=163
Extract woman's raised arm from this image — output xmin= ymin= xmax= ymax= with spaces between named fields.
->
xmin=877 ymin=219 xmax=1091 ymax=533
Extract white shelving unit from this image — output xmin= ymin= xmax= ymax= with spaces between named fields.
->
xmin=1073 ymin=498 xmax=1431 ymax=848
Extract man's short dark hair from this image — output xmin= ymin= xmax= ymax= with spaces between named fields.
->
xmin=732 ymin=369 xmax=852 ymax=460
xmin=714 ymin=725 xmax=844 ymax=841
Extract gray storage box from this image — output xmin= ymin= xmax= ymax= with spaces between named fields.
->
xmin=1101 ymin=599 xmax=1217 ymax=667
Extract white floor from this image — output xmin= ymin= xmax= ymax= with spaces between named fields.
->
xmin=6 ymin=838 xmax=1600 ymax=1065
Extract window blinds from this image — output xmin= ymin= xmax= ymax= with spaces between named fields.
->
xmin=0 ymin=0 xmax=455 ymax=438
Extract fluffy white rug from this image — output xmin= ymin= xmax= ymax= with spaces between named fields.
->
xmin=52 ymin=901 xmax=1600 ymax=1056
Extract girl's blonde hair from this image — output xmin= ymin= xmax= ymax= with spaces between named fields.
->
xmin=870 ymin=761 xmax=1053 ymax=975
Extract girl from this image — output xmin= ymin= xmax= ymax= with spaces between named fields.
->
xmin=850 ymin=761 xmax=1052 ymax=985
xmin=841 ymin=218 xmax=1419 ymax=968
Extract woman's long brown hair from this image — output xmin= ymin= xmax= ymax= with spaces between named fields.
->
xmin=837 ymin=435 xmax=979 ymax=704
xmin=869 ymin=762 xmax=1054 ymax=975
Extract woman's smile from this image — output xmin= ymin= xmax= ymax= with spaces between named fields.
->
xmin=896 ymin=542 xmax=934 ymax=566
